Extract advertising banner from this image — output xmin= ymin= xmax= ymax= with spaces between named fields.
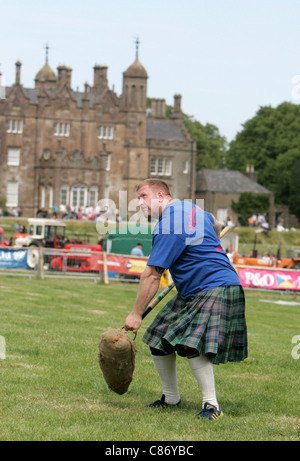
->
xmin=0 ymin=249 xmax=28 ymax=269
xmin=237 ymin=266 xmax=300 ymax=291
xmin=101 ymin=254 xmax=148 ymax=276
xmin=49 ymin=250 xmax=148 ymax=275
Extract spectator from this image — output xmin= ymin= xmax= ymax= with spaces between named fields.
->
xmin=225 ymin=248 xmax=233 ymax=263
xmin=131 ymin=243 xmax=144 ymax=257
xmin=248 ymin=214 xmax=258 ymax=226
xmin=226 ymin=216 xmax=235 ymax=229
xmin=257 ymin=213 xmax=266 ymax=227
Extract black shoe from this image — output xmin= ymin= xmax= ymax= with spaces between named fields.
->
xmin=145 ymin=394 xmax=181 ymax=408
xmin=196 ymin=402 xmax=223 ymax=421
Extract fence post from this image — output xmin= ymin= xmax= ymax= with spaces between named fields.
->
xmin=102 ymin=251 xmax=109 ymax=284
xmin=38 ymin=246 xmax=44 ymax=280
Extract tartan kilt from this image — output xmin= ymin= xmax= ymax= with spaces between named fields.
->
xmin=142 ymin=285 xmax=248 ymax=365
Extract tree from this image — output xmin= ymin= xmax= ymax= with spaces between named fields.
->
xmin=183 ymin=116 xmax=227 ymax=170
xmin=231 ymin=192 xmax=270 ymax=226
xmin=147 ymin=98 xmax=228 ymax=171
xmin=226 ymin=102 xmax=300 ymax=220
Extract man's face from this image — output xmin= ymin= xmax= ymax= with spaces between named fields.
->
xmin=137 ymin=185 xmax=161 ymax=219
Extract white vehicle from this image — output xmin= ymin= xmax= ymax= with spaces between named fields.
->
xmin=15 ymin=218 xmax=66 ymax=268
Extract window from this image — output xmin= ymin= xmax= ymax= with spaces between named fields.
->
xmin=48 ymin=186 xmax=53 ymax=208
xmin=6 ymin=181 xmax=19 ymax=207
xmin=60 ymin=185 xmax=69 ymax=206
xmin=150 ymin=158 xmax=157 ymax=175
xmin=165 ymin=159 xmax=172 ymax=176
xmin=41 ymin=186 xmax=45 ymax=208
xmin=71 ymin=185 xmax=87 ymax=209
xmin=54 ymin=122 xmax=70 ymax=137
xmin=158 ymin=158 xmax=164 ymax=175
xmin=7 ymin=147 xmax=20 ymax=166
xmin=98 ymin=125 xmax=114 ymax=139
xmin=89 ymin=187 xmax=98 ymax=207
xmin=150 ymin=158 xmax=172 ymax=176
xmin=7 ymin=119 xmax=23 ymax=134
xmin=183 ymin=160 xmax=189 ymax=174
xmin=217 ymin=208 xmax=228 ymax=226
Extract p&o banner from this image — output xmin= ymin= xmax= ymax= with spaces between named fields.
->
xmin=237 ymin=266 xmax=300 ymax=291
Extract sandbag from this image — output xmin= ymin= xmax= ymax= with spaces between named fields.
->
xmin=98 ymin=327 xmax=136 ymax=395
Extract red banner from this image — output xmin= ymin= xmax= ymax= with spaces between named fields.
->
xmin=101 ymin=254 xmax=148 ymax=276
xmin=50 ymin=250 xmax=148 ymax=276
xmin=236 ymin=266 xmax=300 ymax=291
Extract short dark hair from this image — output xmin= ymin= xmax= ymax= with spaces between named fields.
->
xmin=136 ymin=179 xmax=171 ymax=197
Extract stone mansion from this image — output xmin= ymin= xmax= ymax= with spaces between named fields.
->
xmin=0 ymin=49 xmax=196 ymax=217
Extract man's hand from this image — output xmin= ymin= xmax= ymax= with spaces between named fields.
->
xmin=124 ymin=313 xmax=142 ymax=334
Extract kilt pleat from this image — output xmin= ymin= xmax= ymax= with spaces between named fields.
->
xmin=142 ymin=285 xmax=248 ymax=364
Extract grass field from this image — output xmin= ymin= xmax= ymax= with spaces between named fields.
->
xmin=0 ymin=275 xmax=299 ymax=441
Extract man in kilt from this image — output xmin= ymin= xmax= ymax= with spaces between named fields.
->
xmin=125 ymin=179 xmax=247 ymax=421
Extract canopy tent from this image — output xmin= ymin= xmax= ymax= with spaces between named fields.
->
xmin=103 ymin=223 xmax=153 ymax=256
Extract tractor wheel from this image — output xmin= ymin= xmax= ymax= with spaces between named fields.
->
xmin=27 ymin=246 xmax=39 ymax=269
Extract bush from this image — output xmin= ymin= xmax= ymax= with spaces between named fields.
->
xmin=232 ymin=192 xmax=270 ymax=226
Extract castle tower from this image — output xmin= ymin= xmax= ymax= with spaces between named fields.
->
xmin=35 ymin=44 xmax=57 ymax=91
xmin=121 ymin=38 xmax=148 ymax=112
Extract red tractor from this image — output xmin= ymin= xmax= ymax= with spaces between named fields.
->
xmin=50 ymin=243 xmax=103 ymax=272
xmin=0 ymin=228 xmax=9 ymax=247
xmin=15 ymin=218 xmax=102 ymax=270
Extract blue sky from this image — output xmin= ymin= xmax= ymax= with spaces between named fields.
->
xmin=1 ymin=0 xmax=300 ymax=142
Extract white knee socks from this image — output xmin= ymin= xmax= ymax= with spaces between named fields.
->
xmin=187 ymin=354 xmax=219 ymax=409
xmin=151 ymin=352 xmax=219 ymax=409
xmin=151 ymin=353 xmax=181 ymax=405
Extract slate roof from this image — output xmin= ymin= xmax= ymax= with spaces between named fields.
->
xmin=146 ymin=119 xmax=186 ymax=141
xmin=196 ymin=168 xmax=273 ymax=194
xmin=123 ymin=58 xmax=148 ymax=78
xmin=4 ymin=85 xmax=187 ymax=142
xmin=5 ymin=86 xmax=117 ymax=109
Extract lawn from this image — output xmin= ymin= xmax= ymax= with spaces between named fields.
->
xmin=0 ymin=275 xmax=299 ymax=441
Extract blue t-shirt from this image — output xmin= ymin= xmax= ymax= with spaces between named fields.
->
xmin=147 ymin=201 xmax=240 ymax=299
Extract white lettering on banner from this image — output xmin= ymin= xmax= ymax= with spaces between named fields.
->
xmin=291 ymin=336 xmax=300 ymax=359
xmin=244 ymin=271 xmax=275 ymax=288
xmin=0 ymin=251 xmax=12 ymax=261
xmin=13 ymin=251 xmax=27 ymax=261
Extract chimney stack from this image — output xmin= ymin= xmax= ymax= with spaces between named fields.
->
xmin=15 ymin=60 xmax=22 ymax=84
xmin=172 ymin=94 xmax=182 ymax=118
xmin=57 ymin=65 xmax=72 ymax=88
xmin=93 ymin=65 xmax=108 ymax=89
xmin=151 ymin=98 xmax=166 ymax=118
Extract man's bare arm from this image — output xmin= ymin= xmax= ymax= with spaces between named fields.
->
xmin=211 ymin=214 xmax=221 ymax=238
xmin=124 ymin=265 xmax=163 ymax=333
